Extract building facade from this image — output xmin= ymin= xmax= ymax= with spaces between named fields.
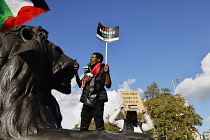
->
xmin=202 ymin=130 xmax=210 ymax=140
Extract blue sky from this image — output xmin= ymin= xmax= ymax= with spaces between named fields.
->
xmin=27 ymin=0 xmax=210 ymax=135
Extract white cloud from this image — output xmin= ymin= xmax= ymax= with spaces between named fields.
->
xmin=175 ymin=53 xmax=210 ymax=101
xmin=118 ymin=79 xmax=136 ymax=91
xmin=205 ymin=116 xmax=210 ymax=122
xmin=52 ymin=77 xmax=83 ymax=129
xmin=52 ymin=78 xmax=143 ymax=129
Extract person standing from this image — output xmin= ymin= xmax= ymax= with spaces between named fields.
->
xmin=109 ymin=103 xmax=154 ymax=133
xmin=74 ymin=52 xmax=111 ymax=130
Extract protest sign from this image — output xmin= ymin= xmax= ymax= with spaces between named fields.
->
xmin=96 ymin=22 xmax=119 ymax=43
xmin=120 ymin=91 xmax=144 ymax=111
xmin=96 ymin=22 xmax=119 ymax=64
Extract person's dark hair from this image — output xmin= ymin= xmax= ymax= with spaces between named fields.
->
xmin=93 ymin=52 xmax=103 ymax=63
xmin=126 ymin=111 xmax=138 ymax=127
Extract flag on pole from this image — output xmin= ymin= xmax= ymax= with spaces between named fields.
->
xmin=172 ymin=79 xmax=179 ymax=84
xmin=0 ymin=0 xmax=50 ymax=32
xmin=96 ymin=22 xmax=119 ymax=43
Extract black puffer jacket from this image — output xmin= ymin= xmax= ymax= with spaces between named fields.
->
xmin=80 ymin=64 xmax=108 ymax=103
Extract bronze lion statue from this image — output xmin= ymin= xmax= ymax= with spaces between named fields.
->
xmin=0 ymin=25 xmax=76 ymax=139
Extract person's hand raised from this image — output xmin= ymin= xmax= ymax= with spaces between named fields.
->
xmin=142 ymin=107 xmax=148 ymax=115
xmin=119 ymin=103 xmax=126 ymax=110
xmin=104 ymin=64 xmax=109 ymax=73
xmin=74 ymin=62 xmax=79 ymax=74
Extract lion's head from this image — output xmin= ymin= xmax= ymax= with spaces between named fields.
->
xmin=0 ymin=25 xmax=77 ymax=139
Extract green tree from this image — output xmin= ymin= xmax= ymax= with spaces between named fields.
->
xmin=161 ymin=88 xmax=171 ymax=95
xmin=72 ymin=123 xmax=80 ymax=130
xmin=104 ymin=114 xmax=120 ymax=133
xmin=144 ymin=84 xmax=203 ymax=140
xmin=144 ymin=82 xmax=160 ymax=99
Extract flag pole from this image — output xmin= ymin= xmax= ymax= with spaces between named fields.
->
xmin=172 ymin=80 xmax=176 ymax=95
xmin=105 ymin=42 xmax=108 ymax=64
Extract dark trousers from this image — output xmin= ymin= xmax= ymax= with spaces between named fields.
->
xmin=80 ymin=100 xmax=104 ymax=130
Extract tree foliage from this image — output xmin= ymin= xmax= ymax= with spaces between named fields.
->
xmin=144 ymin=82 xmax=160 ymax=99
xmin=104 ymin=114 xmax=120 ymax=133
xmin=143 ymin=83 xmax=203 ymax=140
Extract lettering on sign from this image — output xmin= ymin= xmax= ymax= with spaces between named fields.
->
xmin=120 ymin=91 xmax=144 ymax=111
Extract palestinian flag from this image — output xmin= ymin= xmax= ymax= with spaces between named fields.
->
xmin=0 ymin=0 xmax=50 ymax=32
xmin=128 ymin=105 xmax=138 ymax=110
